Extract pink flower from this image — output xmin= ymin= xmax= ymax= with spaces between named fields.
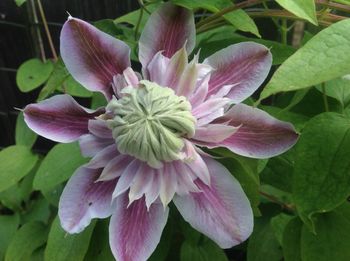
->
xmin=24 ymin=3 xmax=298 ymax=261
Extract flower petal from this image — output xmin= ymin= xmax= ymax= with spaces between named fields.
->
xmin=193 ymin=124 xmax=239 ymax=143
xmin=173 ymin=157 xmax=253 ymax=248
xmin=139 ymin=2 xmax=195 ymax=69
xmin=85 ymin=144 xmax=118 ymax=169
xmin=58 ymin=166 xmax=117 ymax=233
xmin=204 ymin=42 xmax=272 ymax=103
xmin=109 ymin=195 xmax=169 ymax=261
xmin=218 ymin=103 xmax=299 ymax=158
xmin=79 ymin=134 xmax=115 ymax=157
xmin=24 ymin=94 xmax=102 ymax=143
xmin=61 ymin=17 xmax=130 ymax=99
xmin=88 ymin=119 xmax=112 ymax=139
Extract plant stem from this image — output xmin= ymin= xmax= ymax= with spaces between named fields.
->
xmin=36 ymin=0 xmax=58 ymax=61
xmin=281 ymin=18 xmax=288 ymax=44
xmin=317 ymin=0 xmax=350 ymax=13
xmin=259 ymin=191 xmax=295 ymax=212
xmin=321 ymin=82 xmax=329 ymax=112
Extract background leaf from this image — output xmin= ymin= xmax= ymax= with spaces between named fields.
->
xmin=16 ymin=59 xmax=53 ymax=92
xmin=0 ymin=145 xmax=38 ymax=192
xmin=275 ymin=0 xmax=317 ymax=25
xmin=293 ymin=113 xmax=350 ymax=230
xmin=282 ymin=217 xmax=302 ymax=261
xmin=260 ymin=19 xmax=350 ymax=100
xmin=15 ymin=112 xmax=37 ymax=148
xmin=0 ymin=214 xmax=19 ymax=260
xmin=45 ymin=216 xmax=95 ymax=261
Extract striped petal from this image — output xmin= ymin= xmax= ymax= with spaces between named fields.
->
xmin=218 ymin=103 xmax=299 ymax=158
xmin=58 ymin=166 xmax=117 ymax=233
xmin=61 ymin=17 xmax=130 ymax=99
xmin=204 ymin=42 xmax=272 ymax=103
xmin=139 ymin=2 xmax=195 ymax=69
xmin=24 ymin=94 xmax=102 ymax=143
xmin=109 ymin=194 xmax=168 ymax=261
xmin=174 ymin=157 xmax=253 ymax=248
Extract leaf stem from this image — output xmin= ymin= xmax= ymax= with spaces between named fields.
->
xmin=259 ymin=191 xmax=296 ymax=212
xmin=281 ymin=18 xmax=288 ymax=44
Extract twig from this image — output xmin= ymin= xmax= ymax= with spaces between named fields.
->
xmin=321 ymin=82 xmax=329 ymax=112
xmin=259 ymin=191 xmax=295 ymax=212
xmin=36 ymin=0 xmax=58 ymax=61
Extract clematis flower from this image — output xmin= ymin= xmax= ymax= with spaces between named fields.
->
xmin=23 ymin=3 xmax=298 ymax=261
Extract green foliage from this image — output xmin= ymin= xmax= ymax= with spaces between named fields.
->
xmin=261 ymin=19 xmax=350 ymax=100
xmin=0 ymin=146 xmax=38 ymax=192
xmin=15 ymin=112 xmax=37 ymax=148
xmin=45 ymin=217 xmax=95 ymax=261
xmin=275 ymin=0 xmax=317 ymax=25
xmin=0 ymin=214 xmax=19 ymax=260
xmin=16 ymin=59 xmax=53 ymax=92
xmin=293 ymin=113 xmax=350 ymax=230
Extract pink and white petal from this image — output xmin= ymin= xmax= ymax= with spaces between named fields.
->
xmin=112 ymin=74 xmax=128 ymax=98
xmin=147 ymin=51 xmax=170 ymax=83
xmin=139 ymin=2 xmax=195 ymax=69
xmin=192 ymin=97 xmax=230 ymax=119
xmin=60 ymin=17 xmax=130 ymax=99
xmin=183 ymin=141 xmax=210 ymax=185
xmin=188 ymin=73 xmax=210 ymax=109
xmin=218 ymin=103 xmax=299 ymax=158
xmin=193 ymin=124 xmax=239 ymax=143
xmin=173 ymin=161 xmax=200 ymax=196
xmin=24 ymin=94 xmax=102 ymax=143
xmin=112 ymin=160 xmax=141 ymax=198
xmin=128 ymin=164 xmax=155 ymax=204
xmin=109 ymin=195 xmax=169 ymax=261
xmin=58 ymin=166 xmax=117 ymax=233
xmin=159 ymin=164 xmax=177 ymax=207
xmin=79 ymin=134 xmax=115 ymax=157
xmin=204 ymin=42 xmax=272 ymax=103
xmin=145 ymin=171 xmax=161 ymax=209
xmin=173 ymin=157 xmax=253 ymax=248
xmin=85 ymin=144 xmax=118 ymax=169
xmin=88 ymin=119 xmax=113 ymax=139
xmin=98 ymin=154 xmax=134 ymax=181
xmin=123 ymin=67 xmax=140 ymax=86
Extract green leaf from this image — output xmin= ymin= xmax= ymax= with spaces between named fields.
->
xmin=301 ymin=211 xmax=350 ymax=261
xmin=173 ymin=0 xmax=260 ymax=37
xmin=61 ymin=76 xmax=92 ymax=98
xmin=91 ymin=92 xmax=107 ymax=109
xmin=180 ymin=238 xmax=228 ymax=261
xmin=282 ymin=217 xmax=302 ymax=261
xmin=316 ymin=77 xmax=350 ymax=109
xmin=15 ymin=112 xmax=37 ymax=148
xmin=45 ymin=216 xmax=95 ymax=261
xmin=0 ymin=214 xmax=19 ymax=260
xmin=38 ymin=58 xmax=69 ymax=101
xmin=247 ymin=205 xmax=283 ymax=261
xmin=260 ymin=19 xmax=350 ymax=100
xmin=270 ymin=213 xmax=294 ymax=245
xmin=275 ymin=0 xmax=317 ymax=25
xmin=0 ymin=145 xmax=38 ymax=192
xmin=5 ymin=221 xmax=48 ymax=261
xmin=21 ymin=197 xmax=51 ymax=224
xmin=33 ymin=142 xmax=88 ymax=193
xmin=15 ymin=0 xmax=26 ymax=6
xmin=84 ymin=220 xmax=114 ymax=261
xmin=16 ymin=59 xmax=53 ymax=92
xmin=293 ymin=113 xmax=350 ymax=230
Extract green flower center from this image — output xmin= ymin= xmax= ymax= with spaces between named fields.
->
xmin=106 ymin=80 xmax=196 ymax=168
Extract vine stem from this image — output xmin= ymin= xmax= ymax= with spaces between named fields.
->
xmin=36 ymin=0 xmax=58 ymax=61
xmin=321 ymin=82 xmax=329 ymax=112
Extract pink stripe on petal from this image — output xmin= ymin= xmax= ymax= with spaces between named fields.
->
xmin=58 ymin=166 xmax=117 ymax=233
xmin=218 ymin=103 xmax=299 ymax=158
xmin=139 ymin=2 xmax=195 ymax=69
xmin=174 ymin=157 xmax=253 ymax=248
xmin=204 ymin=42 xmax=272 ymax=103
xmin=79 ymin=134 xmax=115 ymax=157
xmin=24 ymin=94 xmax=102 ymax=143
xmin=60 ymin=17 xmax=130 ymax=99
xmin=109 ymin=195 xmax=168 ymax=261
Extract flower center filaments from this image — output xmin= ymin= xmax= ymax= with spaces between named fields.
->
xmin=106 ymin=80 xmax=196 ymax=168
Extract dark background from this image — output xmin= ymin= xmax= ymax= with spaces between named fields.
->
xmin=0 ymin=0 xmax=138 ymax=149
